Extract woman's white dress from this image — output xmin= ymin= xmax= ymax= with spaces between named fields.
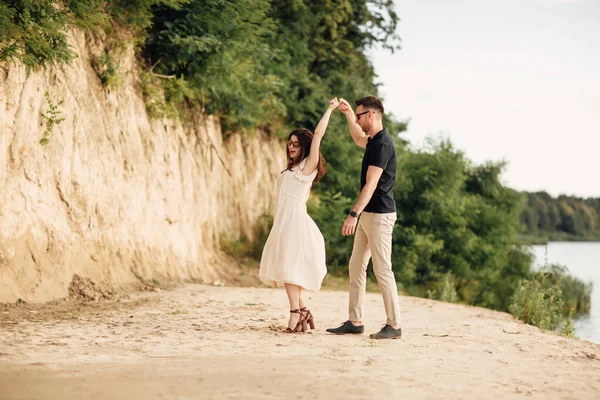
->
xmin=259 ymin=159 xmax=327 ymax=291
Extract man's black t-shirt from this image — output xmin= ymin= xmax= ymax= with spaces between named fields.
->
xmin=360 ymin=128 xmax=397 ymax=213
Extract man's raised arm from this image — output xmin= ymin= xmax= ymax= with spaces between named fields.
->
xmin=338 ymin=98 xmax=368 ymax=149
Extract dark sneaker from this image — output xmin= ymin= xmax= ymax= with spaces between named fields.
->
xmin=369 ymin=325 xmax=402 ymax=340
xmin=326 ymin=320 xmax=364 ymax=335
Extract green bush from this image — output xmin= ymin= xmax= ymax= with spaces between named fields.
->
xmin=509 ymin=271 xmax=575 ymax=337
xmin=427 ymin=272 xmax=459 ymax=303
xmin=540 ymin=263 xmax=592 ymax=315
xmin=507 ymin=247 xmax=589 ymax=337
xmin=92 ymin=52 xmax=122 ymax=87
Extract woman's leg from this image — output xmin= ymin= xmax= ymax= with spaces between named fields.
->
xmin=299 ymin=287 xmax=306 ymax=309
xmin=284 ymin=283 xmax=301 ymax=329
xmin=298 ymin=287 xmax=315 ymax=329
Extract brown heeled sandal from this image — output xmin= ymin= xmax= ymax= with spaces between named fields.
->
xmin=300 ymin=307 xmax=315 ymax=330
xmin=283 ymin=309 xmax=303 ymax=333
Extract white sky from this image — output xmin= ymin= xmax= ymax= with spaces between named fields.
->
xmin=371 ymin=0 xmax=600 ymax=198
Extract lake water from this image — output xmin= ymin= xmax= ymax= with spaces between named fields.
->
xmin=531 ymin=242 xmax=600 ymax=344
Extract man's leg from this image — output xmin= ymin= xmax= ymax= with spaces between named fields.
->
xmin=348 ymin=215 xmax=371 ymax=325
xmin=370 ymin=213 xmax=402 ymax=329
xmin=326 ymin=215 xmax=370 ymax=335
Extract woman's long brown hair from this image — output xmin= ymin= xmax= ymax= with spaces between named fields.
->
xmin=286 ymin=128 xmax=327 ymax=182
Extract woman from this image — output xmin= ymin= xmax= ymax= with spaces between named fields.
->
xmin=259 ymin=97 xmax=339 ymax=333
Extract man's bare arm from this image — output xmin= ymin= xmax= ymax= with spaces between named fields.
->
xmin=341 ymin=166 xmax=384 ymax=236
xmin=338 ymin=98 xmax=368 ymax=149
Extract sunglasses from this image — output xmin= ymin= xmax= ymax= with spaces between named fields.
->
xmin=356 ymin=110 xmax=372 ymax=120
xmin=287 ymin=140 xmax=301 ymax=149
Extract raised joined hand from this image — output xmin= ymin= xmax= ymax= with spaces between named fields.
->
xmin=328 ymin=97 xmax=340 ymax=110
xmin=337 ymin=98 xmax=353 ymax=116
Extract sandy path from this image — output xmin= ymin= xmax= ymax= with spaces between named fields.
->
xmin=1 ymin=284 xmax=599 ymax=400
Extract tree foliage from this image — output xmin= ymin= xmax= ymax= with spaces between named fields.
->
xmin=0 ymin=0 xmax=74 ymax=68
xmin=0 ymin=0 xmax=184 ymax=68
xmin=520 ymin=192 xmax=600 ymax=243
xmin=142 ymin=0 xmax=401 ymax=132
xmin=144 ymin=0 xmax=281 ymax=130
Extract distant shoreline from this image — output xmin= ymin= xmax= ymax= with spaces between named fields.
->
xmin=518 ymin=235 xmax=600 ymax=246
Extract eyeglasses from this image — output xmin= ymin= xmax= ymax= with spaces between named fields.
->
xmin=356 ymin=110 xmax=371 ymax=120
xmin=287 ymin=140 xmax=301 ymax=149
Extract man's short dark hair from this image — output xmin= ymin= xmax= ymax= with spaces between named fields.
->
xmin=355 ymin=96 xmax=384 ymax=114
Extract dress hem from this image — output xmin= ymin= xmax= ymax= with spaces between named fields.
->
xmin=259 ymin=276 xmax=324 ymax=292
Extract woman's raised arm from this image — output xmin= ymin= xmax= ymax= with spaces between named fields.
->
xmin=302 ymin=97 xmax=339 ymax=175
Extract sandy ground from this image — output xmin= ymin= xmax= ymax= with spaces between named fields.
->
xmin=1 ymin=283 xmax=600 ymax=400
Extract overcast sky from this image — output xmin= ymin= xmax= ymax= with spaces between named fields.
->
xmin=371 ymin=0 xmax=600 ymax=198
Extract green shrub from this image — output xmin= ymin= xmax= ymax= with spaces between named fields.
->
xmin=509 ymin=270 xmax=577 ymax=337
xmin=427 ymin=272 xmax=459 ymax=303
xmin=542 ymin=263 xmax=592 ymax=314
xmin=92 ymin=52 xmax=122 ymax=87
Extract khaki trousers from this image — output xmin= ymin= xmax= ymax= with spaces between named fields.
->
xmin=348 ymin=212 xmax=401 ymax=326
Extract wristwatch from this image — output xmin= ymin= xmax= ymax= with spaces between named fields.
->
xmin=349 ymin=211 xmax=359 ymax=218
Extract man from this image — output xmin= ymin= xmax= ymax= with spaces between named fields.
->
xmin=326 ymin=96 xmax=402 ymax=339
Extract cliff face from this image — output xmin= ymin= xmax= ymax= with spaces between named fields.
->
xmin=0 ymin=31 xmax=285 ymax=302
